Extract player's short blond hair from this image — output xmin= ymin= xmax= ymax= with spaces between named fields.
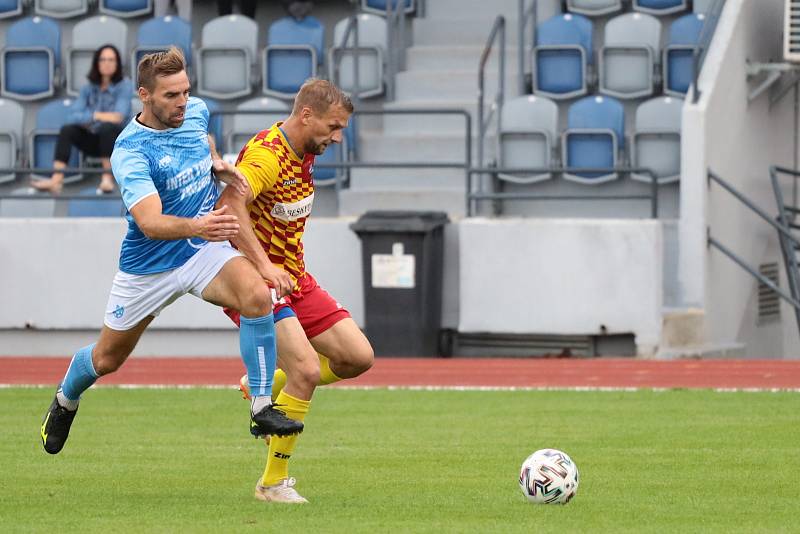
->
xmin=137 ymin=47 xmax=186 ymax=91
xmin=292 ymin=78 xmax=354 ymax=116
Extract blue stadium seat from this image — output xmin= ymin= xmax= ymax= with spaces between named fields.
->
xmin=361 ymin=0 xmax=414 ymax=15
xmin=99 ymin=0 xmax=152 ymax=18
xmin=34 ymin=0 xmax=88 ymax=19
xmin=202 ymin=97 xmax=225 ymax=149
xmin=0 ymin=98 xmax=24 ymax=183
xmin=633 ymin=0 xmax=687 ymax=16
xmin=562 ymin=95 xmax=624 ymax=184
xmin=313 ymin=140 xmax=347 ymax=187
xmin=533 ymin=13 xmax=593 ymax=100
xmin=1 ymin=16 xmax=60 ymax=101
xmin=29 ymin=99 xmax=83 ymax=184
xmin=663 ymin=14 xmax=705 ymax=96
xmin=132 ymin=16 xmax=192 ymax=87
xmin=263 ymin=16 xmax=324 ymax=98
xmin=0 ymin=0 xmax=23 ymax=19
xmin=67 ymin=186 xmax=124 ymax=217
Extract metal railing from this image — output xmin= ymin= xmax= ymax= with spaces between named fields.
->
xmin=467 ymin=166 xmax=661 ymax=217
xmin=476 ymin=15 xmax=506 ymax=215
xmin=770 ymin=166 xmax=800 ymax=332
xmin=517 ymin=0 xmax=539 ymax=95
xmin=707 ymin=168 xmax=800 ymax=333
xmin=691 ymin=0 xmax=726 ymax=103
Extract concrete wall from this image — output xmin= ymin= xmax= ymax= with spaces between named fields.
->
xmin=680 ymin=0 xmax=800 ymax=357
xmin=458 ymin=218 xmax=663 ymax=355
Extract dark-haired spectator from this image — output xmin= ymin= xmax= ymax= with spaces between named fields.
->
xmin=33 ymin=45 xmax=132 ymax=194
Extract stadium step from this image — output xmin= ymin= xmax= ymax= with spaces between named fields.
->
xmin=412 ymin=18 xmax=512 ymax=47
xmin=338 ymin=187 xmax=466 ymax=218
xmin=405 ymin=45 xmax=519 ymax=72
xmin=381 ymin=99 xmax=481 ymax=135
xmin=422 ymin=0 xmax=524 ymax=21
xmin=395 ymin=69 xmax=518 ymax=101
xmin=349 ymin=166 xmax=466 ymax=190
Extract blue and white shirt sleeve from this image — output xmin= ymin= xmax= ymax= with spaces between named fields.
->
xmin=111 ymin=148 xmax=157 ymax=210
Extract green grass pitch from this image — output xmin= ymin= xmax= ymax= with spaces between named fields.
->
xmin=2 ymin=387 xmax=798 ymax=533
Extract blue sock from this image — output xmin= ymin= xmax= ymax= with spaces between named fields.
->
xmin=60 ymin=344 xmax=98 ymax=401
xmin=239 ymin=313 xmax=276 ymax=404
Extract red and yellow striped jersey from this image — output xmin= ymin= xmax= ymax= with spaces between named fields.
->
xmin=235 ymin=122 xmax=315 ymax=286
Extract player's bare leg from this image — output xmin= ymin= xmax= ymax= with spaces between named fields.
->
xmin=308 ymin=318 xmax=374 ymax=380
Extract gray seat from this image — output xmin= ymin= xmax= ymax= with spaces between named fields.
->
xmin=566 ymin=0 xmax=622 ymax=16
xmin=34 ymin=0 xmax=89 ymax=19
xmin=196 ymin=15 xmax=258 ymax=100
xmin=67 ymin=16 xmax=128 ymax=96
xmin=0 ymin=187 xmax=56 ymax=217
xmin=693 ymin=0 xmax=716 ymax=13
xmin=226 ymin=97 xmax=290 ymax=155
xmin=631 ymin=96 xmax=683 ymax=184
xmin=0 ymin=98 xmax=24 ymax=183
xmin=599 ymin=13 xmax=661 ymax=99
xmin=496 ymin=95 xmax=558 ymax=184
xmin=329 ymin=14 xmax=386 ymax=99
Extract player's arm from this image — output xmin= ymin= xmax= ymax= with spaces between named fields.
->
xmin=217 ymin=158 xmax=294 ymax=297
xmin=130 ymin=195 xmax=239 ymax=242
xmin=208 ymin=134 xmax=249 ymax=196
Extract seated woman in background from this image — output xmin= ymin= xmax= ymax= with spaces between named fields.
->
xmin=33 ymin=45 xmax=132 ymax=194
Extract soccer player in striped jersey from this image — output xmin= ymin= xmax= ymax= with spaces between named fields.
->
xmin=39 ymin=47 xmax=302 ymax=457
xmin=220 ymin=79 xmax=374 ymax=504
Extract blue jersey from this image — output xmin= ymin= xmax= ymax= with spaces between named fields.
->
xmin=111 ymin=97 xmax=219 ymax=275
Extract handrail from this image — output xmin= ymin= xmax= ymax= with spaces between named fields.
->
xmin=691 ymin=0 xmax=726 ymax=103
xmin=477 ymin=15 xmax=506 ymax=216
xmin=770 ymin=166 xmax=800 ymax=331
xmin=466 ymin=166 xmax=660 ymax=217
xmin=517 ymin=0 xmax=538 ymax=95
xmin=335 ymin=14 xmax=362 ymax=104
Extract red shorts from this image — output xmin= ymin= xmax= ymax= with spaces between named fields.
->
xmin=224 ymin=272 xmax=351 ymax=339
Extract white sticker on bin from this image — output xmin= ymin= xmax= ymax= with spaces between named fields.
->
xmin=371 ymin=242 xmax=415 ymax=288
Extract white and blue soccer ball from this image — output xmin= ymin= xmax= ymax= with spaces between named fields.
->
xmin=518 ymin=449 xmax=579 ymax=504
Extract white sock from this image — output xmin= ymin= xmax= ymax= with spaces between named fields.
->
xmin=251 ymin=395 xmax=271 ymax=415
xmin=56 ymin=390 xmax=79 ymax=411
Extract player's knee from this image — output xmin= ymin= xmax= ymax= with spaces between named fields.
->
xmin=350 ymin=344 xmax=374 ymax=376
xmin=287 ymin=353 xmax=321 ymax=390
xmin=238 ymin=284 xmax=271 ymax=318
xmin=92 ymin=348 xmax=127 ymax=376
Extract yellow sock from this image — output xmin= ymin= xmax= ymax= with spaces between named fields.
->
xmin=318 ymin=353 xmax=343 ymax=386
xmin=262 ymin=391 xmax=310 ymax=487
xmin=270 ymin=354 xmax=342 ymax=401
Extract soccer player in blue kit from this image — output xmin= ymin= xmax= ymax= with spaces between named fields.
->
xmin=40 ymin=47 xmax=302 ymax=454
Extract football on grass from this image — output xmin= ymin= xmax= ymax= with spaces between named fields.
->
xmin=518 ymin=449 xmax=579 ymax=504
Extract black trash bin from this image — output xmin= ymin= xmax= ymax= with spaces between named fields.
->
xmin=350 ymin=211 xmax=449 ymax=357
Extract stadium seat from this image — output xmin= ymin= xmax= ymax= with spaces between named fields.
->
xmin=495 ymin=95 xmax=558 ymax=184
xmin=99 ymin=0 xmax=152 ymax=18
xmin=202 ymin=97 xmax=225 ymax=149
xmin=29 ymin=98 xmax=83 ymax=184
xmin=313 ymin=137 xmax=348 ymax=187
xmin=633 ymin=0 xmax=687 ymax=15
xmin=0 ymin=98 xmax=24 ymax=183
xmin=66 ymin=16 xmax=128 ymax=97
xmin=562 ymin=95 xmax=624 ymax=184
xmin=0 ymin=0 xmax=23 ymax=19
xmin=0 ymin=16 xmax=60 ymax=101
xmin=663 ymin=14 xmax=705 ymax=96
xmin=565 ymin=0 xmax=622 ymax=17
xmin=33 ymin=0 xmax=88 ymax=18
xmin=631 ymin=96 xmax=683 ymax=184
xmin=532 ymin=13 xmax=593 ymax=101
xmin=226 ymin=97 xmax=290 ymax=155
xmin=329 ymin=14 xmax=386 ymax=99
xmin=693 ymin=0 xmax=716 ymax=13
xmin=361 ymin=0 xmax=415 ymax=16
xmin=599 ymin=13 xmax=661 ymax=99
xmin=132 ymin=16 xmax=193 ymax=87
xmin=0 ymin=187 xmax=56 ymax=217
xmin=196 ymin=15 xmax=258 ymax=100
xmin=263 ymin=16 xmax=324 ymax=98
xmin=67 ymin=186 xmax=124 ymax=217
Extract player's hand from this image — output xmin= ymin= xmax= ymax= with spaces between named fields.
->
xmin=260 ymin=263 xmax=293 ymax=298
xmin=192 ymin=205 xmax=239 ymax=242
xmin=212 ymin=159 xmax=249 ymax=197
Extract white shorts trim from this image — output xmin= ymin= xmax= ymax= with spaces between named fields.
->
xmin=103 ymin=241 xmax=242 ymax=330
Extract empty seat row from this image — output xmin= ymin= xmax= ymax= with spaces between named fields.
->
xmin=0 ymin=0 xmax=151 ymax=19
xmin=533 ymin=12 xmax=705 ymax=101
xmin=566 ymin=0 xmax=715 ymax=16
xmin=496 ymin=94 xmax=682 ymax=185
xmin=1 ymin=12 xmax=389 ymax=102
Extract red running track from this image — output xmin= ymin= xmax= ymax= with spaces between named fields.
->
xmin=3 ymin=357 xmax=800 ymax=389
